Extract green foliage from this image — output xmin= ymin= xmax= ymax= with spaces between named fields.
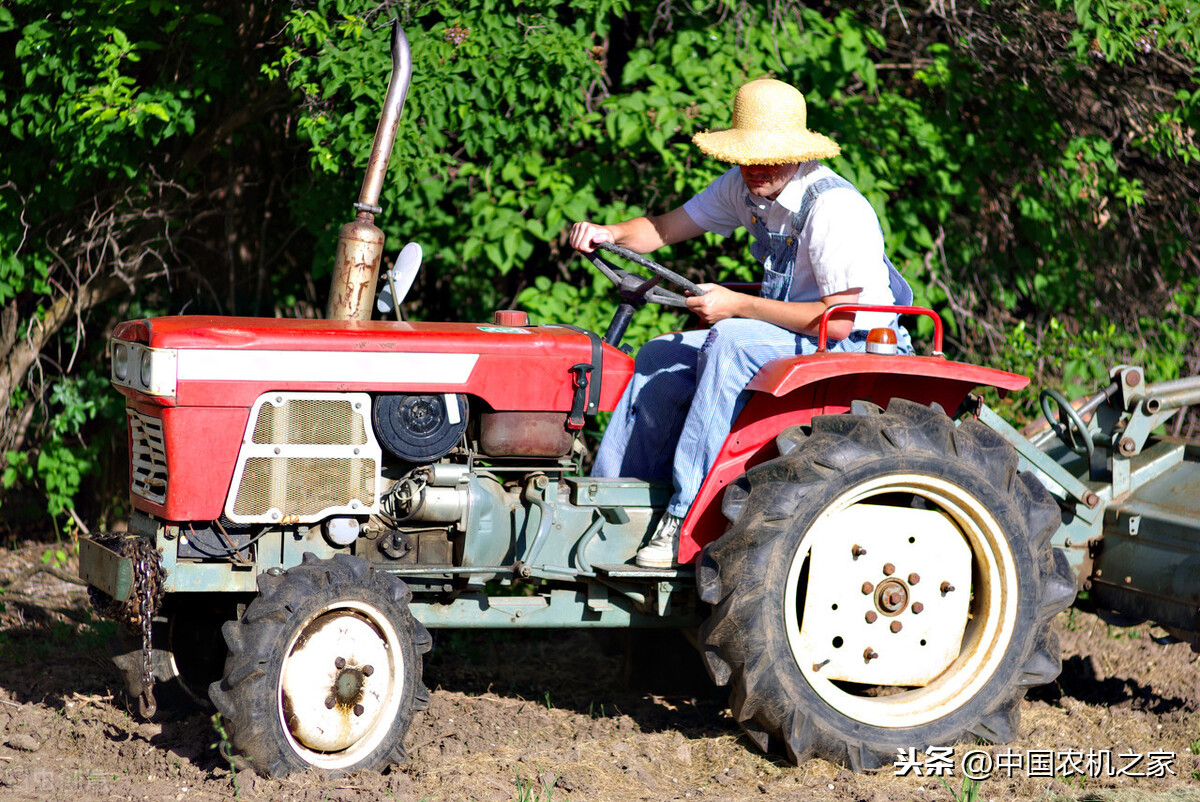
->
xmin=1060 ymin=0 xmax=1200 ymax=66
xmin=0 ymin=0 xmax=270 ymax=527
xmin=517 ymin=275 xmax=683 ymax=352
xmin=2 ymin=365 xmax=122 ymax=519
xmin=270 ymin=0 xmax=626 ymax=295
xmin=210 ymin=713 xmax=245 ymax=797
xmin=40 ymin=545 xmax=69 ymax=569
xmin=515 ymin=767 xmax=556 ymax=802
xmin=3 ymin=0 xmax=1198 ymax=527
xmin=6 ymin=0 xmax=222 ymax=189
xmin=986 ymin=320 xmax=1117 ymax=423
xmin=937 ymin=774 xmax=983 ymax=802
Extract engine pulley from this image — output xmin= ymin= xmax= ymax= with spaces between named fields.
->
xmin=373 ymin=393 xmax=468 ymax=463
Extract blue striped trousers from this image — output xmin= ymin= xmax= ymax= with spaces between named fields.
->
xmin=592 ymin=318 xmax=877 ymax=517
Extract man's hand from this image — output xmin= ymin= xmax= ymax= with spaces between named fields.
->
xmin=686 ymin=283 xmax=746 ymax=325
xmin=568 ymin=221 xmax=615 ymax=253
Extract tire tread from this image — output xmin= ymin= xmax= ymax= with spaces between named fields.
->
xmin=699 ymin=400 xmax=1075 ymax=770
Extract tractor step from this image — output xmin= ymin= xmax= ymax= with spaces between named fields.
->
xmin=593 ymin=563 xmax=695 ymax=578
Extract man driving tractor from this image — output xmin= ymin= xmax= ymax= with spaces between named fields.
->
xmin=569 ymin=77 xmax=913 ymax=567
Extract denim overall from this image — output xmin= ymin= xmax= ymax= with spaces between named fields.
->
xmin=593 ymin=175 xmax=913 ymax=518
xmin=752 ymin=175 xmax=914 ymax=307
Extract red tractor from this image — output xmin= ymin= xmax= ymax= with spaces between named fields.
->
xmin=89 ymin=22 xmax=1200 ymax=777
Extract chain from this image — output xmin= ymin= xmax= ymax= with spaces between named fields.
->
xmin=87 ymin=533 xmax=165 ymax=717
xmin=135 ymin=544 xmax=160 ymax=717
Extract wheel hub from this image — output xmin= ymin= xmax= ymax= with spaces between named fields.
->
xmin=280 ymin=610 xmax=395 ymax=753
xmin=874 ymin=579 xmax=909 ymax=614
xmin=794 ymin=503 xmax=973 ymax=686
xmin=334 ymin=665 xmax=364 ymax=703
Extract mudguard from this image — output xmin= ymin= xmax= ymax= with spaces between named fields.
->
xmin=677 ymin=350 xmax=1028 ymax=563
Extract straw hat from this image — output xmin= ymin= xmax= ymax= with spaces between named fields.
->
xmin=692 ymin=79 xmax=840 ymax=165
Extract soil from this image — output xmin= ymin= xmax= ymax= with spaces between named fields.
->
xmin=0 ymin=544 xmax=1197 ymax=802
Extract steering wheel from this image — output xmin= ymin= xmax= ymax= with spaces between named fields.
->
xmin=1039 ymin=388 xmax=1095 ymax=461
xmin=584 ymin=242 xmax=705 ymax=308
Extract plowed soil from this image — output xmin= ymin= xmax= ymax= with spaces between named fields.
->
xmin=0 ymin=545 xmax=1197 ymax=802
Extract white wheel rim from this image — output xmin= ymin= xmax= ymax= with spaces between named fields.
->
xmin=278 ymin=600 xmax=403 ymax=768
xmin=784 ymin=474 xmax=1020 ymax=727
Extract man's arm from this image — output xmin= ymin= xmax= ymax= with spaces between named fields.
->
xmin=568 ymin=206 xmax=706 ymax=253
xmin=686 ymin=284 xmax=862 ymax=341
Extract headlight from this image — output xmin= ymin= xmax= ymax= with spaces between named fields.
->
xmin=109 ymin=340 xmax=178 ymax=397
xmin=112 ymin=344 xmax=129 ymax=380
xmin=140 ymin=350 xmax=153 ymax=388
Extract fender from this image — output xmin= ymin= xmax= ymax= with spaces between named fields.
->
xmin=677 ymin=351 xmax=1029 ymax=563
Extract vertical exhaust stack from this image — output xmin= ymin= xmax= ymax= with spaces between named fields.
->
xmin=326 ymin=21 xmax=413 ymax=321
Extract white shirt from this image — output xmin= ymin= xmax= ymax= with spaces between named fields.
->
xmin=682 ymin=162 xmax=897 ymax=329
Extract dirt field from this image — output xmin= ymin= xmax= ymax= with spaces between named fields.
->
xmin=0 ymin=544 xmax=1197 ymax=802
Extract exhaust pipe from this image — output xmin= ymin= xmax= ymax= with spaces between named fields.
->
xmin=326 ymin=21 xmax=413 ymax=321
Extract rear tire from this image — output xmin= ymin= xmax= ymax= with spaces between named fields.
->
xmin=697 ymin=399 xmax=1075 ymax=769
xmin=210 ymin=553 xmax=431 ymax=777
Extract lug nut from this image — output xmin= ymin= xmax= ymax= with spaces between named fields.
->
xmin=883 ymin=563 xmax=895 ymax=576
xmin=940 ymin=581 xmax=955 ymax=595
xmin=362 ymin=664 xmax=374 ymax=677
xmin=861 ymin=581 xmax=874 ymax=595
xmin=908 ymin=573 xmax=920 ymax=585
xmin=890 ymin=620 xmax=903 ymax=633
xmin=324 ymin=696 xmax=336 ymax=710
xmin=865 ymin=611 xmax=878 ymax=624
xmin=851 ymin=544 xmax=867 ymax=558
xmin=863 ymin=648 xmax=879 ymax=663
xmin=353 ymin=704 xmax=365 ymax=717
xmin=335 ymin=656 xmax=346 ymax=670
xmin=911 ymin=602 xmax=924 ymax=614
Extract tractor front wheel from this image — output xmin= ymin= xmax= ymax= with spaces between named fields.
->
xmin=698 ymin=399 xmax=1075 ymax=770
xmin=210 ymin=553 xmax=431 ymax=777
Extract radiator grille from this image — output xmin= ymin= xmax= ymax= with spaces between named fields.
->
xmin=251 ymin=398 xmax=367 ymax=445
xmin=231 ymin=457 xmax=375 ymax=518
xmin=128 ymin=410 xmax=168 ymax=503
xmin=226 ymin=393 xmax=381 ymax=523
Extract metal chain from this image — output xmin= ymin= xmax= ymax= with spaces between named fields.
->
xmin=135 ymin=544 xmax=160 ymax=718
xmin=87 ymin=533 xmax=165 ymax=718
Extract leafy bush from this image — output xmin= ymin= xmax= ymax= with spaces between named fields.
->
xmin=1 ymin=0 xmax=1197 ymax=527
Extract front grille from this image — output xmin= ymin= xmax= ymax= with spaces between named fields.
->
xmin=128 ymin=410 xmax=168 ymax=503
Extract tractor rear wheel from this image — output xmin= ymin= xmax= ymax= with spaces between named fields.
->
xmin=210 ymin=553 xmax=431 ymax=777
xmin=697 ymin=399 xmax=1075 ymax=770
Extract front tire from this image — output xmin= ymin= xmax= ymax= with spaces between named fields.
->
xmin=210 ymin=553 xmax=431 ymax=777
xmin=697 ymin=399 xmax=1075 ymax=770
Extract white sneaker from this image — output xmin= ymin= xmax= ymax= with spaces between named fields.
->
xmin=636 ymin=513 xmax=682 ymax=568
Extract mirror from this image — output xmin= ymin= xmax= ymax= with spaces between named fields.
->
xmin=376 ymin=241 xmax=423 ymax=316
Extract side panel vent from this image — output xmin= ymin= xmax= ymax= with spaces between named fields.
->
xmin=252 ymin=397 xmax=368 ymax=445
xmin=226 ymin=393 xmax=381 ymax=524
xmin=129 ymin=410 xmax=168 ymax=504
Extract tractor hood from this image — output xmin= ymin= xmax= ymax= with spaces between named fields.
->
xmin=111 ymin=315 xmax=634 ymax=412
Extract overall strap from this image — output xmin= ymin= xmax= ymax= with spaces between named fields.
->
xmin=789 ymin=175 xmax=914 ymax=307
